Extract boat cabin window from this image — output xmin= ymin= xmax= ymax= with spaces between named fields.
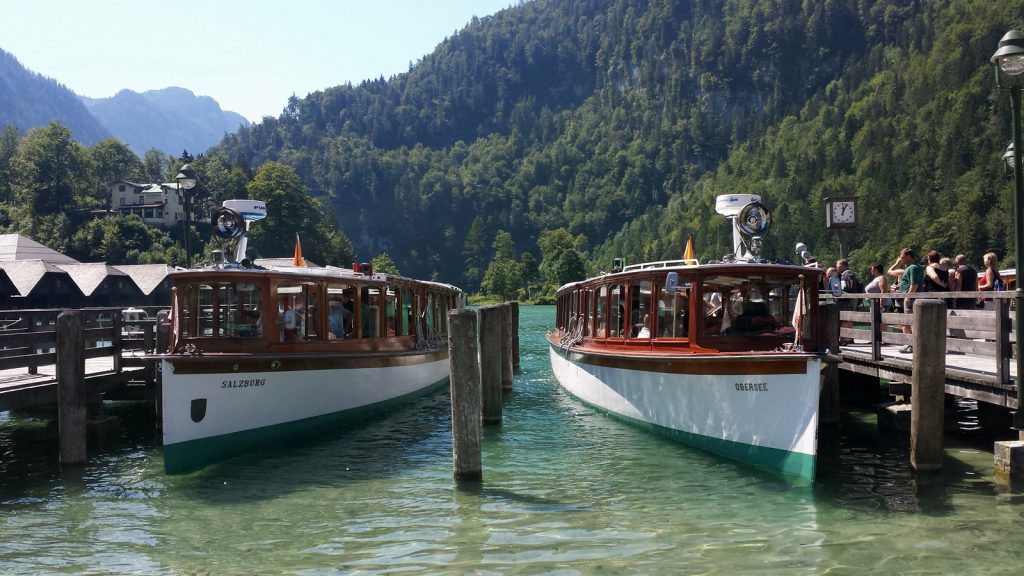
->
xmin=182 ymin=280 xmax=264 ymax=339
xmin=657 ymin=278 xmax=690 ymax=338
xmin=594 ymin=285 xmax=607 ymax=337
xmin=277 ymin=281 xmax=322 ymax=342
xmin=582 ymin=289 xmax=592 ymax=337
xmin=326 ymin=283 xmax=355 ymax=339
xmin=701 ymin=275 xmax=798 ymax=340
xmin=609 ymin=283 xmax=625 ymax=338
xmin=361 ymin=287 xmax=382 ymax=338
xmin=628 ymin=280 xmax=652 ymax=339
xmin=385 ymin=285 xmax=398 ymax=336
xmin=402 ymin=288 xmax=415 ymax=337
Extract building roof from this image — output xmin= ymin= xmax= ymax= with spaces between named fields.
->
xmin=55 ymin=263 xmax=129 ymax=296
xmin=113 ymin=264 xmax=177 ymax=295
xmin=0 ymin=234 xmax=80 ymax=264
xmin=0 ymin=260 xmax=72 ymax=296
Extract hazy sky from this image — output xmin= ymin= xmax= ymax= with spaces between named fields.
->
xmin=3 ymin=0 xmax=514 ymax=122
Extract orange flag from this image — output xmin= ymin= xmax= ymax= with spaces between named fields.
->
xmin=683 ymin=236 xmax=694 ymax=261
xmin=293 ymin=233 xmax=304 ymax=266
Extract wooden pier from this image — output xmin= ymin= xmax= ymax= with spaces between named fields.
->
xmin=0 ymin=308 xmax=159 ymax=463
xmin=832 ymin=292 xmax=1017 ymax=411
xmin=830 ymin=291 xmax=1024 ymax=478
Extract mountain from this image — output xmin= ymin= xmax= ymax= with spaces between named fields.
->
xmin=206 ymin=0 xmax=1024 ymax=289
xmin=81 ymin=87 xmax=250 ymax=156
xmin=0 ymin=48 xmax=110 ymax=145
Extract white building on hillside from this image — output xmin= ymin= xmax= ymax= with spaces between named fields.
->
xmin=108 ymin=181 xmax=189 ymax=229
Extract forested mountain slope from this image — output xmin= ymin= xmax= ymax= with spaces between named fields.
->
xmin=213 ymin=0 xmax=1024 ymax=288
xmin=82 ymin=87 xmax=250 ymax=156
xmin=0 ymin=48 xmax=110 ymax=146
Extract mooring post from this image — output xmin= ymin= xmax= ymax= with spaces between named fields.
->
xmin=57 ymin=310 xmax=87 ymax=465
xmin=869 ymin=297 xmax=882 ymax=361
xmin=500 ymin=303 xmax=513 ymax=390
xmin=911 ymin=299 xmax=946 ymax=472
xmin=478 ymin=304 xmax=503 ymax=424
xmin=510 ymin=302 xmax=521 ymax=373
xmin=448 ymin=309 xmax=482 ymax=482
xmin=26 ymin=311 xmax=38 ymax=375
xmin=819 ymin=302 xmax=840 ymax=425
xmin=111 ymin=310 xmax=123 ymax=374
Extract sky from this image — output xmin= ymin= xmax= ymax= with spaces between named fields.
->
xmin=2 ymin=0 xmax=515 ymax=123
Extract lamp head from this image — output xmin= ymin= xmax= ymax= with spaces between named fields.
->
xmin=992 ymin=30 xmax=1024 ymax=86
xmin=1005 ymin=142 xmax=1016 ymax=171
xmin=175 ymin=163 xmax=198 ymax=190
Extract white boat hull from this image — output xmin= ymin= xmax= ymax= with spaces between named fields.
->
xmin=161 ymin=354 xmax=449 ymax=472
xmin=549 ymin=344 xmax=821 ymax=479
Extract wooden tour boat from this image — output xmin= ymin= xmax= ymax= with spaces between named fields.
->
xmin=548 ymin=195 xmax=827 ymax=479
xmin=156 ymin=200 xmax=464 ymax=473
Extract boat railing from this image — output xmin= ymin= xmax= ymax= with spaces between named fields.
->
xmin=621 ymin=259 xmax=699 ymax=272
xmin=415 ymin=315 xmax=447 ymax=350
xmin=560 ymin=314 xmax=585 ymax=349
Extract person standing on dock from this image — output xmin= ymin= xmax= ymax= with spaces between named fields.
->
xmin=889 ymin=248 xmax=924 ymax=353
xmin=836 ymin=259 xmax=858 ymax=344
xmin=953 ymin=254 xmax=978 ymax=309
xmin=978 ymin=252 xmax=1005 ymax=310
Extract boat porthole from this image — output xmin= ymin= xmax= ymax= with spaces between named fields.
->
xmin=232 ymin=364 xmax=239 ymax=372
xmin=271 ymin=360 xmax=281 ymax=370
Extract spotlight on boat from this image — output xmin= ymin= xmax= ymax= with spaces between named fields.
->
xmin=212 ymin=200 xmax=268 ymax=266
xmin=715 ymin=194 xmax=771 ymax=261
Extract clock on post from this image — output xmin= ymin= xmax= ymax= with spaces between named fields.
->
xmin=825 ymin=196 xmax=857 ymax=228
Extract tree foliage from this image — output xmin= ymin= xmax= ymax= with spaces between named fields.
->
xmin=6 ymin=0 xmax=1024 ymax=292
xmin=209 ymin=0 xmax=1024 ymax=290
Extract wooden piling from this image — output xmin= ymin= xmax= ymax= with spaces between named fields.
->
xmin=56 ymin=310 xmax=87 ymax=465
xmin=448 ymin=309 xmax=482 ymax=481
xmin=911 ymin=299 xmax=946 ymax=472
xmin=500 ymin=304 xmax=513 ymax=390
xmin=819 ymin=302 xmax=840 ymax=425
xmin=509 ymin=302 xmax=521 ymax=373
xmin=478 ymin=304 xmax=503 ymax=424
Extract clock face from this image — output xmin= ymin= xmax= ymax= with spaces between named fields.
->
xmin=831 ymin=201 xmax=855 ymax=225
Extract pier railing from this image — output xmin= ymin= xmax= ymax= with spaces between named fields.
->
xmin=824 ymin=291 xmax=1017 ymax=404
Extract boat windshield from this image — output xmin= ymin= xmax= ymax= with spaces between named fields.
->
xmin=182 ymin=280 xmax=264 ymax=338
xmin=700 ymin=274 xmax=804 ymax=342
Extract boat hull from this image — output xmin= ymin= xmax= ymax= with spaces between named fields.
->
xmin=549 ymin=343 xmax=821 ymax=479
xmin=161 ymin=351 xmax=449 ymax=473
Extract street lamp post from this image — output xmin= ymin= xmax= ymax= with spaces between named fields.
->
xmin=175 ymin=164 xmax=198 ymax=268
xmin=992 ymin=30 xmax=1024 ymax=435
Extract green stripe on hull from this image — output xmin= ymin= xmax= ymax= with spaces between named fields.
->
xmin=164 ymin=378 xmax=449 ymax=474
xmin=564 ymin=390 xmax=816 ymax=481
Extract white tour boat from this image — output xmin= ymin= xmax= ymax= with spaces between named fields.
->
xmin=156 ymin=200 xmax=464 ymax=473
xmin=547 ymin=195 xmax=827 ymax=479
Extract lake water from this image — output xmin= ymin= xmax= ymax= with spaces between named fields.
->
xmin=2 ymin=305 xmax=1024 ymax=574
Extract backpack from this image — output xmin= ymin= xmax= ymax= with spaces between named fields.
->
xmin=841 ymin=269 xmax=862 ymax=293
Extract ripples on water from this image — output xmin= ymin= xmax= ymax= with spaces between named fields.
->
xmin=3 ymin=306 xmax=1024 ymax=574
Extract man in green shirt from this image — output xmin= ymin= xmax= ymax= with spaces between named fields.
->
xmin=889 ymin=248 xmax=924 ymax=353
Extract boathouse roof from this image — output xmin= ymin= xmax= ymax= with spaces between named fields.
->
xmin=113 ymin=264 xmax=177 ymax=295
xmin=0 ymin=260 xmax=75 ymax=297
xmin=0 ymin=234 xmax=81 ymax=264
xmin=55 ymin=263 xmax=130 ymax=296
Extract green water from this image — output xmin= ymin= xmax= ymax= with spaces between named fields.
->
xmin=2 ymin=306 xmax=1024 ymax=574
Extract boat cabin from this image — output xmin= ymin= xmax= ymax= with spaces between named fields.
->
xmin=554 ymin=260 xmax=821 ymax=353
xmin=167 ymin=267 xmax=462 ymax=355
